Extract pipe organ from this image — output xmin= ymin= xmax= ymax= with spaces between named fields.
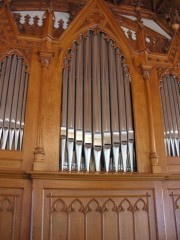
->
xmin=160 ymin=74 xmax=180 ymax=157
xmin=60 ymin=30 xmax=136 ymax=172
xmin=0 ymin=54 xmax=29 ymax=151
xmin=1 ymin=0 xmax=180 ymax=239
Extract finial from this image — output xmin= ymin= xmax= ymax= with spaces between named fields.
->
xmin=132 ymin=0 xmax=143 ymax=23
xmin=3 ymin=0 xmax=11 ymax=8
xmin=165 ymin=8 xmax=180 ymax=32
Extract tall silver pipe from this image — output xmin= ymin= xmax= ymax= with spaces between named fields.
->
xmin=84 ymin=31 xmax=92 ymax=171
xmin=109 ymin=40 xmax=120 ymax=144
xmin=75 ymin=36 xmax=83 ymax=171
xmin=109 ymin=40 xmax=120 ymax=171
xmin=123 ymin=65 xmax=134 ymax=170
xmin=92 ymin=32 xmax=102 ymax=171
xmin=92 ymin=32 xmax=102 ymax=144
xmin=116 ymin=52 xmax=127 ymax=171
xmin=61 ymin=59 xmax=69 ymax=170
xmin=101 ymin=33 xmax=111 ymax=171
xmin=67 ymin=47 xmax=76 ymax=135
xmin=67 ymin=45 xmax=76 ymax=170
xmin=101 ymin=33 xmax=111 ymax=138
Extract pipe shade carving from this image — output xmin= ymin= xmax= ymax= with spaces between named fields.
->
xmin=60 ymin=30 xmax=136 ymax=172
xmin=160 ymin=75 xmax=180 ymax=157
xmin=0 ymin=54 xmax=29 ymax=150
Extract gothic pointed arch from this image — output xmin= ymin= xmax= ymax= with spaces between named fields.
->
xmin=58 ymin=0 xmax=137 ymax=173
xmin=58 ymin=0 xmax=134 ymax=68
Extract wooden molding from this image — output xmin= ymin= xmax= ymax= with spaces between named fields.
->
xmin=27 ymin=171 xmax=180 ymax=181
xmin=0 ymin=170 xmax=30 ymax=179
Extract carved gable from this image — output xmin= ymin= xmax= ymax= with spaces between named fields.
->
xmin=59 ymin=0 xmax=132 ymax=62
xmin=0 ymin=8 xmax=17 ymax=51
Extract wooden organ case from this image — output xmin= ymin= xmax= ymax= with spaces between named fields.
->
xmin=0 ymin=0 xmax=179 ymax=239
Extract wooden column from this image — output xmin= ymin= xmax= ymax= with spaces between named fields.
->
xmin=42 ymin=4 xmax=55 ymax=37
xmin=141 ymin=65 xmax=161 ymax=173
xmin=33 ymin=51 xmax=53 ymax=170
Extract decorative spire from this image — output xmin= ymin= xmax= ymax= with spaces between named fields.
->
xmin=132 ymin=0 xmax=143 ymax=23
xmin=165 ymin=8 xmax=180 ymax=32
xmin=3 ymin=0 xmax=11 ymax=8
xmin=133 ymin=0 xmax=143 ymax=8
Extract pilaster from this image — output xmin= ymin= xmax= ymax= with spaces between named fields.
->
xmin=141 ymin=65 xmax=162 ymax=173
xmin=33 ymin=51 xmax=54 ymax=171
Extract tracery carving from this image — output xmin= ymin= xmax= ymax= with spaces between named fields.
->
xmin=121 ymin=27 xmax=138 ymax=49
xmin=48 ymin=194 xmax=151 ymax=215
xmin=145 ymin=33 xmax=170 ymax=54
xmin=13 ymin=12 xmax=44 ymax=36
xmin=47 ymin=192 xmax=153 ymax=239
xmin=53 ymin=19 xmax=65 ymax=38
xmin=0 ymin=48 xmax=31 ymax=69
xmin=170 ymin=192 xmax=180 ymax=239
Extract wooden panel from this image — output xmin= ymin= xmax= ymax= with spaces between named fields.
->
xmin=0 ymin=151 xmax=23 ymax=170
xmin=0 ymin=188 xmax=23 ymax=240
xmin=167 ymin=188 xmax=180 ymax=240
xmin=42 ymin=189 xmax=157 ymax=240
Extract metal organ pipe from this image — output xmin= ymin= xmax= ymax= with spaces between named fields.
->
xmin=0 ymin=54 xmax=29 ymax=150
xmin=123 ymin=63 xmax=134 ymax=172
xmin=67 ymin=44 xmax=77 ymax=171
xmin=92 ymin=32 xmax=102 ymax=172
xmin=84 ymin=32 xmax=92 ymax=172
xmin=60 ymin=31 xmax=136 ymax=172
xmin=160 ymin=75 xmax=180 ymax=157
xmin=101 ymin=33 xmax=111 ymax=172
xmin=75 ymin=36 xmax=83 ymax=171
xmin=60 ymin=59 xmax=69 ymax=170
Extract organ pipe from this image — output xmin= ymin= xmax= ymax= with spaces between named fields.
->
xmin=60 ymin=30 xmax=136 ymax=172
xmin=67 ymin=44 xmax=76 ymax=171
xmin=0 ymin=54 xmax=29 ymax=151
xmin=84 ymin=32 xmax=92 ymax=171
xmin=75 ymin=35 xmax=83 ymax=171
xmin=60 ymin=59 xmax=69 ymax=170
xmin=101 ymin=33 xmax=111 ymax=172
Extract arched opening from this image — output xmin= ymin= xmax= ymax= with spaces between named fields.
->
xmin=60 ymin=30 xmax=136 ymax=172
